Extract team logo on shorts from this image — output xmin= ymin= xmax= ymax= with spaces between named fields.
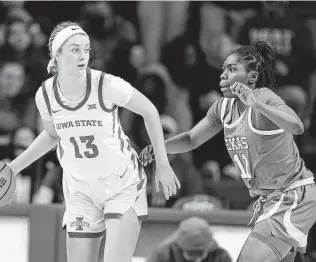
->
xmin=70 ymin=217 xmax=90 ymax=231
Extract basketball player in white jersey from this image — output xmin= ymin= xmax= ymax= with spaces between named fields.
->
xmin=1 ymin=21 xmax=180 ymax=262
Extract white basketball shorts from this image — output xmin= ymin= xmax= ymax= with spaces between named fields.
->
xmin=62 ymin=160 xmax=148 ymax=238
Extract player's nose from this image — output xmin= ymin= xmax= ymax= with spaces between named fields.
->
xmin=220 ymin=70 xmax=227 ymax=80
xmin=78 ymin=50 xmax=87 ymax=61
xmin=78 ymin=52 xmax=84 ymax=60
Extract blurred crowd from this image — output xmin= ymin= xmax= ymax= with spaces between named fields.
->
xmin=1 ymin=0 xmax=316 ymax=214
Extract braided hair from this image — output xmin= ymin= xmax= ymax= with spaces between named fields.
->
xmin=231 ymin=40 xmax=276 ymax=89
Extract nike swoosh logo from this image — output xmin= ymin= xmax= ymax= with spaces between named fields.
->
xmin=52 ymin=109 xmax=62 ymax=113
xmin=119 ymin=167 xmax=128 ymax=179
xmin=71 ymin=27 xmax=78 ymax=31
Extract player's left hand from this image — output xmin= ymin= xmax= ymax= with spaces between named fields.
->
xmin=155 ymin=164 xmax=181 ymax=200
xmin=230 ymin=82 xmax=256 ymax=106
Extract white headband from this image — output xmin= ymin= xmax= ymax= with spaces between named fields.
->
xmin=47 ymin=26 xmax=88 ymax=73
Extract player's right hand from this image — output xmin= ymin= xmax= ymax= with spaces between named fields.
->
xmin=155 ymin=164 xmax=181 ymax=200
xmin=139 ymin=145 xmax=155 ymax=166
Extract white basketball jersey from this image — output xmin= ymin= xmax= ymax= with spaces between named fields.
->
xmin=40 ymin=68 xmax=137 ymax=179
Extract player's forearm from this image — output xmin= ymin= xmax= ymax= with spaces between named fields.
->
xmin=8 ymin=130 xmax=58 ymax=175
xmin=164 ymin=132 xmax=195 ymax=154
xmin=143 ymin=109 xmax=169 ymax=166
xmin=253 ymin=101 xmax=304 ymax=135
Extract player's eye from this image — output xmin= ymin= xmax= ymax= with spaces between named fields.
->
xmin=84 ymin=48 xmax=90 ymax=53
xmin=71 ymin=48 xmax=80 ymax=53
xmin=230 ymin=67 xmax=237 ymax=72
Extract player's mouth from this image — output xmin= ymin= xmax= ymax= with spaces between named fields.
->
xmin=220 ymin=86 xmax=230 ymax=92
xmin=78 ymin=64 xmax=85 ymax=69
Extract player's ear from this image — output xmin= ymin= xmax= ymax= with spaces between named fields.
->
xmin=248 ymin=71 xmax=258 ymax=85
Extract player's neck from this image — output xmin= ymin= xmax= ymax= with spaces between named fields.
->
xmin=57 ymin=70 xmax=87 ymax=92
xmin=236 ymin=99 xmax=247 ymax=114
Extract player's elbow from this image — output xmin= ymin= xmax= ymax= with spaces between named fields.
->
xmin=187 ymin=131 xmax=202 ymax=150
xmin=142 ymin=103 xmax=160 ymax=121
xmin=292 ymin=120 xmax=304 ymax=135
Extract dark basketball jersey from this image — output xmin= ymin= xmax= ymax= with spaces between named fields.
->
xmin=207 ymin=88 xmax=313 ymax=197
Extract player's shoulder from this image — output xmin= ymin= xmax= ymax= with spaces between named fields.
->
xmin=208 ymin=97 xmax=235 ymax=115
xmin=253 ymin=87 xmax=272 ymax=95
xmin=207 ymin=97 xmax=233 ymax=122
xmin=212 ymin=97 xmax=230 ymax=109
xmin=104 ymin=73 xmax=127 ymax=85
xmin=253 ymin=87 xmax=279 ymax=101
xmin=214 ymin=97 xmax=235 ymax=113
xmin=35 ymin=76 xmax=55 ymax=99
xmin=89 ymin=68 xmax=124 ymax=85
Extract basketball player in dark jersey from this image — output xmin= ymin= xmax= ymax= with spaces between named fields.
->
xmin=140 ymin=40 xmax=316 ymax=262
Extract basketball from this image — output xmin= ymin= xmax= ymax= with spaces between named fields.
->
xmin=0 ymin=163 xmax=16 ymax=208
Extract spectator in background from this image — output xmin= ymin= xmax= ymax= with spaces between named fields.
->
xmin=137 ymin=1 xmax=190 ymax=63
xmin=78 ymin=1 xmax=138 ymax=79
xmin=0 ymin=18 xmax=48 ymax=97
xmin=0 ymin=61 xmax=38 ymax=201
xmin=237 ymin=1 xmax=315 ymax=120
xmin=0 ymin=61 xmax=36 ymax=131
xmin=0 ymin=1 xmax=30 ymax=25
xmin=0 ymin=61 xmax=37 ymax=157
xmin=146 ymin=216 xmax=231 ymax=262
xmin=120 ymin=63 xmax=193 ymax=149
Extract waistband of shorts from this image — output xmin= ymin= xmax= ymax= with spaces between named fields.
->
xmin=248 ymin=176 xmax=315 ymax=226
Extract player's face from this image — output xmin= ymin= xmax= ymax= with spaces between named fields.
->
xmin=57 ymin=34 xmax=90 ymax=75
xmin=220 ymin=54 xmax=251 ymax=98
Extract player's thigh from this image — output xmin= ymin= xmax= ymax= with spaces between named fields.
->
xmin=66 ymin=233 xmax=103 ymax=262
xmin=238 ymin=220 xmax=292 ymax=262
xmin=101 ymin=207 xmax=142 ymax=262
xmin=237 ymin=234 xmax=290 ymax=262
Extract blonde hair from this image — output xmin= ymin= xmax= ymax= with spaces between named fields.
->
xmin=47 ymin=21 xmax=82 ymax=74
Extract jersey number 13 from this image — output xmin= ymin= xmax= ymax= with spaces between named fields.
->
xmin=69 ymin=135 xmax=99 ymax=158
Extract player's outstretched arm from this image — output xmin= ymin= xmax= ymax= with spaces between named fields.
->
xmin=7 ymin=119 xmax=58 ymax=175
xmin=164 ymin=117 xmax=223 ymax=154
xmin=140 ymin=115 xmax=223 ymax=166
xmin=139 ymin=98 xmax=223 ymax=166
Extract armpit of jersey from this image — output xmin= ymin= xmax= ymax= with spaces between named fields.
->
xmin=206 ymin=98 xmax=225 ymax=126
xmin=254 ymin=88 xmax=286 ymax=108
xmin=102 ymin=74 xmax=133 ymax=107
